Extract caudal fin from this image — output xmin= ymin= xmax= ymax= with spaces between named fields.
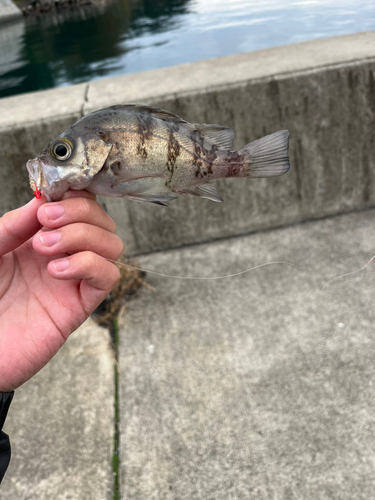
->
xmin=238 ymin=130 xmax=290 ymax=177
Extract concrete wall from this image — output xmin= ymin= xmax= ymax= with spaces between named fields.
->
xmin=1 ymin=31 xmax=375 ymax=255
xmin=0 ymin=18 xmax=25 ymax=77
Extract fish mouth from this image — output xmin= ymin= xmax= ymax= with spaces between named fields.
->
xmin=26 ymin=158 xmax=70 ymax=202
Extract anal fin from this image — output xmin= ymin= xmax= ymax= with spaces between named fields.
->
xmin=124 ymin=194 xmax=177 ymax=205
xmin=176 ymin=183 xmax=223 ymax=202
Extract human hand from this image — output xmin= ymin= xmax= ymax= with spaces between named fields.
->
xmin=0 ymin=191 xmax=123 ymax=392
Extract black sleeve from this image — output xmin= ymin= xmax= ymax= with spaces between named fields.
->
xmin=0 ymin=392 xmax=14 ymax=484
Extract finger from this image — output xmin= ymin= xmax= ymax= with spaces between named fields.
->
xmin=33 ymin=223 xmax=124 ymax=262
xmin=0 ymin=196 xmax=46 ymax=256
xmin=47 ymin=252 xmax=121 ymax=312
xmin=37 ymin=197 xmax=116 ymax=233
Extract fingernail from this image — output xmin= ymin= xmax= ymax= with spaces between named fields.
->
xmin=40 ymin=231 xmax=61 ymax=247
xmin=53 ymin=259 xmax=69 ymax=272
xmin=44 ymin=204 xmax=65 ymax=220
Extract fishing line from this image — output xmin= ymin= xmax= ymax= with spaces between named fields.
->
xmin=107 ymin=258 xmax=302 ymax=280
xmin=322 ymin=255 xmax=375 ymax=290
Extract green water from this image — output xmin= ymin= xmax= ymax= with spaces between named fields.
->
xmin=1 ymin=0 xmax=375 ymax=99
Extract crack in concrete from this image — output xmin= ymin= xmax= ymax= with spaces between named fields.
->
xmin=111 ymin=318 xmax=121 ymax=500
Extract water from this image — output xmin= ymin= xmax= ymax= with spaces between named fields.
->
xmin=0 ymin=0 xmax=375 ymax=99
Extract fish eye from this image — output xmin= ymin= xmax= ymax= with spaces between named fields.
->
xmin=51 ymin=139 xmax=73 ymax=161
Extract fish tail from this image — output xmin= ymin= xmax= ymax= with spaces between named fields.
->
xmin=237 ymin=130 xmax=290 ymax=178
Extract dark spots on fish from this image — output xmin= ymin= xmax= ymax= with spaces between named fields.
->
xmin=190 ymin=130 xmax=219 ymax=179
xmin=98 ymin=131 xmax=111 ymax=143
xmin=192 ymin=144 xmax=203 ymax=178
xmin=206 ymin=144 xmax=218 ymax=175
xmin=137 ymin=144 xmax=148 ymax=158
xmin=191 ymin=130 xmax=204 ymax=178
xmin=137 ymin=113 xmax=154 ymax=142
xmin=168 ymin=121 xmax=180 ymax=133
xmin=223 ymin=153 xmax=244 ymax=177
xmin=136 ymin=113 xmax=154 ymax=159
xmin=191 ymin=129 xmax=205 ymax=150
xmin=166 ymin=131 xmax=181 ymax=186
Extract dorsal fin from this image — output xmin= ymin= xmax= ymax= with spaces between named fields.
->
xmin=191 ymin=124 xmax=234 ymax=150
xmin=106 ymin=104 xmax=188 ymax=124
xmin=91 ymin=104 xmax=235 ymax=150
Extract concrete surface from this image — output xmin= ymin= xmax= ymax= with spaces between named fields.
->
xmin=0 ymin=0 xmax=22 ymax=23
xmin=119 ymin=208 xmax=375 ymax=499
xmin=1 ymin=34 xmax=375 ymax=498
xmin=1 ymin=318 xmax=115 ymax=500
xmin=1 ymin=32 xmax=375 ymax=254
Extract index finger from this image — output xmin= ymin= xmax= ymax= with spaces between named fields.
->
xmin=0 ymin=196 xmax=45 ymax=256
xmin=37 ymin=194 xmax=117 ymax=233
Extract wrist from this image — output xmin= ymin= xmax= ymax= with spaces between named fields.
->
xmin=0 ymin=384 xmax=16 ymax=393
xmin=0 ymin=391 xmax=14 ymax=431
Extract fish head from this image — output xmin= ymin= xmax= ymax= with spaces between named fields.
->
xmin=26 ymin=132 xmax=113 ymax=201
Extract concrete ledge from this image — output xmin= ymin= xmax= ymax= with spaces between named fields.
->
xmin=1 ymin=32 xmax=375 ymax=253
xmin=0 ymin=0 xmax=22 ymax=23
xmin=86 ymin=31 xmax=375 ymax=113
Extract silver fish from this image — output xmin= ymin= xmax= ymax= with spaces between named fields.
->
xmin=26 ymin=104 xmax=290 ymax=204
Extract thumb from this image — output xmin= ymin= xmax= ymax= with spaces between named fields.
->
xmin=0 ymin=196 xmax=46 ymax=256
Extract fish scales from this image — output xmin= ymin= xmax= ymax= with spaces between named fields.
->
xmin=26 ymin=104 xmax=290 ymax=204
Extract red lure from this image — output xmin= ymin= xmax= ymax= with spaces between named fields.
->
xmin=34 ymin=189 xmax=41 ymax=199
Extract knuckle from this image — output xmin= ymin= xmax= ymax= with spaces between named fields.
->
xmin=1 ymin=213 xmax=21 ymax=243
xmin=115 ymin=235 xmax=124 ymax=257
xmin=78 ymin=197 xmax=93 ymax=218
xmin=83 ymin=250 xmax=97 ymax=268
xmin=100 ymin=207 xmax=117 ymax=233
xmin=65 ymin=196 xmax=92 ymax=221
xmin=110 ymin=266 xmax=121 ymax=287
xmin=109 ymin=218 xmax=117 ymax=234
xmin=78 ymin=223 xmax=91 ymax=242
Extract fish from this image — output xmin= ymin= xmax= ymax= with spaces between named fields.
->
xmin=26 ymin=104 xmax=290 ymax=205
